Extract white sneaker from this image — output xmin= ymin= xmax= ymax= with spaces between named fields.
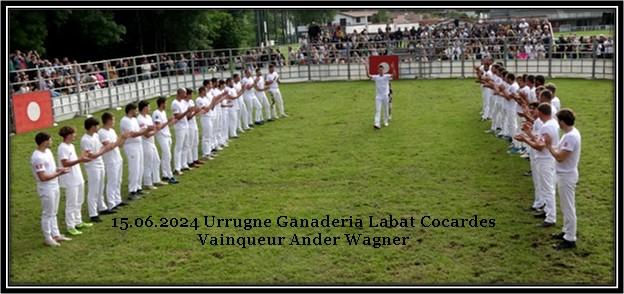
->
xmin=44 ymin=238 xmax=61 ymax=247
xmin=53 ymin=235 xmax=72 ymax=242
xmin=384 ymin=122 xmax=389 ymax=127
xmin=281 ymin=113 xmax=289 ymax=118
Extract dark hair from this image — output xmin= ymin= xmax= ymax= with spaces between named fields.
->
xmin=101 ymin=112 xmax=114 ymax=124
xmin=540 ymin=90 xmax=553 ymax=101
xmin=269 ymin=64 xmax=275 ymax=69
xmin=58 ymin=126 xmax=75 ymax=139
xmin=225 ymin=78 xmax=232 ymax=84
xmin=203 ymin=79 xmax=211 ymax=87
xmin=556 ymin=108 xmax=575 ymax=126
xmin=527 ymin=75 xmax=535 ymax=84
xmin=125 ymin=103 xmax=137 ymax=114
xmin=506 ymin=73 xmax=515 ymax=81
xmin=537 ymin=103 xmax=552 ymax=116
xmin=218 ymin=80 xmax=226 ymax=86
xmin=35 ymin=132 xmax=51 ymax=145
xmin=211 ymin=77 xmax=218 ymax=84
xmin=84 ymin=117 xmax=100 ymax=130
xmin=157 ymin=96 xmax=167 ymax=107
xmin=535 ymin=75 xmax=545 ymax=86
xmin=256 ymin=68 xmax=262 ymax=74
xmin=186 ymin=88 xmax=193 ymax=95
xmin=199 ymin=86 xmax=206 ymax=93
xmin=138 ymin=100 xmax=149 ymax=112
xmin=233 ymin=73 xmax=240 ymax=79
xmin=528 ymin=102 xmax=540 ymax=109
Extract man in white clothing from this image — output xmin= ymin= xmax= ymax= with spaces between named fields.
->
xmin=137 ymin=100 xmax=167 ymax=190
xmin=185 ymin=88 xmax=203 ymax=168
xmin=98 ymin=112 xmax=126 ymax=210
xmin=365 ymin=62 xmax=393 ymax=129
xmin=243 ymin=69 xmax=264 ymax=125
xmin=152 ymin=97 xmax=179 ymax=184
xmin=265 ymin=64 xmax=288 ymax=119
xmin=31 ymin=132 xmax=71 ymax=247
xmin=172 ymin=89 xmax=192 ymax=175
xmin=81 ymin=117 xmax=127 ymax=222
xmin=516 ymin=103 xmax=559 ymax=228
xmin=544 ymin=108 xmax=581 ymax=250
xmin=254 ymin=68 xmax=273 ymax=121
xmin=120 ymin=103 xmax=153 ymax=200
xmin=57 ymin=126 xmax=93 ymax=236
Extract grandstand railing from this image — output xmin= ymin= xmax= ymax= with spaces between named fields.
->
xmin=8 ymin=37 xmax=613 ymax=127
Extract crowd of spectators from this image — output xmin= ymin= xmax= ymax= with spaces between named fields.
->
xmin=9 ymin=18 xmax=614 ymax=97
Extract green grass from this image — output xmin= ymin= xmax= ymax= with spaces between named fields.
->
xmin=554 ymin=29 xmax=614 ymax=38
xmin=9 ymin=78 xmax=614 ymax=285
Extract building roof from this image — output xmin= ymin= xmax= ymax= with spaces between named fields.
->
xmin=338 ymin=10 xmax=378 ymax=18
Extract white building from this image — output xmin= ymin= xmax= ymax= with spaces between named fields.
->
xmin=332 ymin=10 xmax=377 ymax=27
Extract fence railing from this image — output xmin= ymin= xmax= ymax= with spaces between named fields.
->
xmin=8 ymin=37 xmax=614 ymax=125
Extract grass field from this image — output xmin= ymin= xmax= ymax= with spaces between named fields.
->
xmin=9 ymin=78 xmax=614 ymax=285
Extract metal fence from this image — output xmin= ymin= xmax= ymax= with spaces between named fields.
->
xmin=8 ymin=37 xmax=614 ymax=125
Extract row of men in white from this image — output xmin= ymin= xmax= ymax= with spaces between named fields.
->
xmin=476 ymin=59 xmax=582 ymax=250
xmin=30 ymin=65 xmax=288 ymax=246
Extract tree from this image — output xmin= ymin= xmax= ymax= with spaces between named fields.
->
xmin=370 ymin=10 xmax=391 ymax=24
xmin=288 ymin=10 xmax=337 ymax=26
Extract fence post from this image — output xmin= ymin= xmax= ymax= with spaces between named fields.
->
xmin=307 ymin=45 xmax=312 ymax=81
xmin=548 ymin=40 xmax=553 ymax=78
xmin=105 ymin=62 xmax=114 ymax=109
xmin=191 ymin=53 xmax=196 ymax=88
xmin=156 ymin=54 xmax=163 ymax=97
xmin=133 ymin=58 xmax=140 ymax=102
xmin=591 ymin=39 xmax=597 ymax=79
xmin=503 ymin=38 xmax=508 ymax=68
xmin=228 ymin=49 xmax=234 ymax=75
xmin=75 ymin=69 xmax=83 ymax=115
xmin=347 ymin=46 xmax=351 ymax=80
xmin=460 ymin=42 xmax=465 ymax=78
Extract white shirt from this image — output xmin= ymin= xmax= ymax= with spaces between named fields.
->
xmin=152 ymin=109 xmax=171 ymax=138
xmin=31 ymin=148 xmax=59 ymax=190
xmin=196 ymin=95 xmax=211 ymax=119
xmin=506 ymin=82 xmax=519 ymax=109
xmin=171 ymin=99 xmax=189 ymax=129
xmin=186 ymin=99 xmax=198 ymax=129
xmin=226 ymin=87 xmax=239 ymax=110
xmin=534 ymin=118 xmax=559 ymax=160
xmin=556 ymin=127 xmax=581 ymax=173
xmin=80 ymin=133 xmax=105 ymax=169
xmin=254 ymin=76 xmax=266 ymax=94
xmin=137 ymin=113 xmax=156 ymax=145
xmin=551 ymin=96 xmax=561 ymax=113
xmin=266 ymin=72 xmax=279 ymax=90
xmin=242 ymin=77 xmax=255 ymax=98
xmin=120 ymin=116 xmax=142 ymax=146
xmin=98 ymin=128 xmax=122 ymax=164
xmin=57 ymin=142 xmax=84 ymax=188
xmin=372 ymin=74 xmax=392 ymax=97
xmin=528 ymin=86 xmax=537 ymax=103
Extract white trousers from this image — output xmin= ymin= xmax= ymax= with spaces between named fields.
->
xmin=38 ymin=187 xmax=61 ymax=240
xmin=156 ymin=135 xmax=173 ymax=178
xmin=238 ymin=99 xmax=249 ymax=130
xmin=256 ymin=92 xmax=272 ymax=120
xmin=557 ymin=171 xmax=578 ymax=242
xmin=124 ymin=143 xmax=144 ymax=193
xmin=200 ymin=116 xmax=213 ymax=157
xmin=481 ymin=87 xmax=490 ymax=120
xmin=104 ymin=161 xmax=122 ymax=208
xmin=490 ymin=97 xmax=503 ymax=131
xmin=187 ymin=126 xmax=198 ymax=164
xmin=229 ymin=109 xmax=239 ymax=137
xmin=212 ymin=110 xmax=223 ymax=146
xmin=174 ymin=127 xmax=188 ymax=171
xmin=374 ymin=95 xmax=390 ymax=127
xmin=269 ymin=89 xmax=285 ymax=118
xmin=221 ymin=108 xmax=229 ymax=144
xmin=246 ymin=95 xmax=263 ymax=122
xmin=142 ymin=142 xmax=161 ymax=186
xmin=530 ymin=153 xmax=543 ymax=209
xmin=503 ymin=105 xmax=517 ymax=137
xmin=535 ymin=158 xmax=556 ymax=223
xmin=86 ymin=167 xmax=107 ymax=217
xmin=63 ymin=183 xmax=84 ymax=229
